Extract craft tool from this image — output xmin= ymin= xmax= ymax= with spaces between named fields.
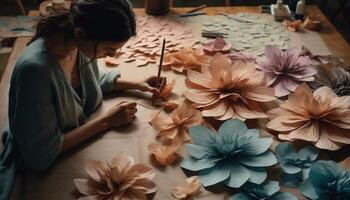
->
xmin=179 ymin=12 xmax=206 ymax=17
xmin=202 ymin=32 xmax=228 ymax=38
xmin=186 ymin=4 xmax=207 ymax=13
xmin=153 ymin=38 xmax=166 ymax=105
xmin=219 ymin=12 xmax=255 ymax=23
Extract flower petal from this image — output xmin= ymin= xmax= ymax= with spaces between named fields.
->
xmin=189 ymin=125 xmax=215 ymax=145
xmin=85 ymin=160 xmax=106 ymax=182
xmin=74 ymin=179 xmax=91 ymax=195
xmin=238 ymin=151 xmax=277 ymax=167
xmin=218 ymin=119 xmax=248 ymax=138
xmin=199 ymin=164 xmax=231 ymax=187
xmin=224 ymin=163 xmax=250 ymax=188
xmin=288 ymin=122 xmax=320 ymax=142
xmin=186 ymin=144 xmax=213 ymax=159
xmin=245 ymin=166 xmax=267 ymax=184
xmin=181 ymin=157 xmax=216 ymax=171
xmin=241 ymin=138 xmax=273 ymax=155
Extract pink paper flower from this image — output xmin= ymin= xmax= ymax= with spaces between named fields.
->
xmin=266 ymin=84 xmax=350 ymax=151
xmin=74 ymin=154 xmax=157 ymax=200
xmin=202 ymin=37 xmax=232 ymax=54
xmin=257 ymin=46 xmax=317 ymax=97
xmin=150 ymin=102 xmax=203 ymax=142
xmin=184 ymin=53 xmax=276 ymax=121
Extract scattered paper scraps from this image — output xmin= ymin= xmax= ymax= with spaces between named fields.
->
xmin=104 ymin=56 xmax=119 ymax=67
xmin=119 ymin=16 xmax=200 ymax=67
xmin=201 ymin=13 xmax=290 ymax=56
xmin=162 ymin=48 xmax=211 ymax=73
xmin=148 ymin=140 xmax=181 ymax=166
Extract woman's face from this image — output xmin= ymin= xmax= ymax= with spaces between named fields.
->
xmin=77 ymin=39 xmax=127 ymax=59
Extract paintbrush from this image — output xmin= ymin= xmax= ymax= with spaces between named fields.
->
xmin=152 ymin=38 xmax=166 ymax=105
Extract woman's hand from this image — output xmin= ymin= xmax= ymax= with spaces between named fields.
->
xmin=103 ymin=101 xmax=137 ymax=128
xmin=115 ymin=76 xmax=167 ymax=95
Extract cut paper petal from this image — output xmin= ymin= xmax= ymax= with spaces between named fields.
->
xmin=258 ymin=46 xmax=316 ymax=97
xmin=104 ymin=56 xmax=119 ymax=67
xmin=282 ymin=20 xmax=302 ymax=32
xmin=267 ymin=84 xmax=350 ymax=150
xmin=171 ymin=176 xmax=201 ymax=199
xmin=230 ymin=181 xmax=297 ymax=200
xmin=150 ymin=102 xmax=203 ymax=142
xmin=299 ymin=160 xmax=350 ymax=200
xmin=163 ymin=47 xmax=211 ymax=73
xmin=74 ymin=153 xmax=156 ymax=199
xmin=162 ymin=101 xmax=179 ymax=113
xmin=185 ymin=53 xmax=275 ymax=121
xmin=202 ymin=37 xmax=232 ymax=54
xmin=159 ymin=80 xmax=175 ymax=101
xmin=181 ymin=119 xmax=276 ymax=188
xmin=148 ymin=140 xmax=181 ymax=166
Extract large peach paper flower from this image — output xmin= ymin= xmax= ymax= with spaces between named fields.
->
xmin=184 ymin=53 xmax=276 ymax=121
xmin=150 ymin=102 xmax=203 ymax=142
xmin=74 ymin=154 xmax=157 ymax=200
xmin=266 ymin=84 xmax=350 ymax=150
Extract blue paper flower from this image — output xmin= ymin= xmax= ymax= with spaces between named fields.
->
xmin=300 ymin=160 xmax=350 ymax=200
xmin=230 ymin=181 xmax=297 ymax=200
xmin=181 ymin=119 xmax=277 ymax=188
xmin=275 ymin=142 xmax=319 ymax=187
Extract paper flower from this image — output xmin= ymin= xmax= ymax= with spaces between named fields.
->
xmin=181 ymin=119 xmax=277 ymax=188
xmin=162 ymin=101 xmax=179 ymax=113
xmin=282 ymin=20 xmax=302 ymax=32
xmin=301 ymin=46 xmax=349 ymax=68
xmin=184 ymin=53 xmax=275 ymax=121
xmin=202 ymin=37 xmax=232 ymax=54
xmin=230 ymin=181 xmax=297 ymax=200
xmin=163 ymin=48 xmax=211 ymax=73
xmin=74 ymin=154 xmax=156 ymax=200
xmin=159 ymin=80 xmax=175 ymax=101
xmin=308 ymin=65 xmax=350 ymax=97
xmin=266 ymin=84 xmax=350 ymax=151
xmin=171 ymin=176 xmax=201 ymax=199
xmin=148 ymin=140 xmax=181 ymax=166
xmin=150 ymin=102 xmax=202 ymax=142
xmin=275 ymin=142 xmax=319 ymax=187
xmin=257 ymin=45 xmax=317 ymax=97
xmin=299 ymin=160 xmax=350 ymax=200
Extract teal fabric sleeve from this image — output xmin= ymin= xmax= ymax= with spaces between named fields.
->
xmin=9 ymin=61 xmax=63 ymax=171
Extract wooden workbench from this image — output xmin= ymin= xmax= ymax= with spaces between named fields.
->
xmin=1 ymin=6 xmax=350 ymax=200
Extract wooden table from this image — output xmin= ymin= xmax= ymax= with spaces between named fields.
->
xmin=1 ymin=6 xmax=350 ymax=200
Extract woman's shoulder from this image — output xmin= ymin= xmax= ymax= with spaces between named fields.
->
xmin=13 ymin=38 xmax=53 ymax=78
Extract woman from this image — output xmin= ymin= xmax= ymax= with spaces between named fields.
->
xmin=0 ymin=0 xmax=165 ymax=199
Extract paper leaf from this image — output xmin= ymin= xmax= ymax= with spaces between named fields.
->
xmin=104 ymin=56 xmax=119 ymax=67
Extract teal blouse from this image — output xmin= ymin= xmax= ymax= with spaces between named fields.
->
xmin=0 ymin=37 xmax=120 ymax=199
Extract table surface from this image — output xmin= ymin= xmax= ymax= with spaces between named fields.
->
xmin=1 ymin=6 xmax=350 ymax=200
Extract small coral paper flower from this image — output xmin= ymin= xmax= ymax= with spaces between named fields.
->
xmin=181 ymin=119 xmax=277 ymax=188
xmin=74 ymin=154 xmax=156 ymax=200
xmin=171 ymin=176 xmax=201 ymax=199
xmin=266 ymin=84 xmax=350 ymax=151
xmin=257 ymin=45 xmax=317 ymax=97
xmin=299 ymin=160 xmax=350 ymax=200
xmin=184 ymin=53 xmax=275 ymax=121
xmin=150 ymin=102 xmax=203 ymax=142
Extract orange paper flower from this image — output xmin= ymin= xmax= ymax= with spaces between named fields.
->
xmin=266 ymin=84 xmax=350 ymax=150
xmin=159 ymin=80 xmax=175 ymax=101
xmin=148 ymin=140 xmax=181 ymax=166
xmin=184 ymin=53 xmax=276 ymax=121
xmin=150 ymin=102 xmax=203 ymax=142
xmin=171 ymin=176 xmax=201 ymax=199
xmin=163 ymin=48 xmax=211 ymax=73
xmin=74 ymin=154 xmax=157 ymax=200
